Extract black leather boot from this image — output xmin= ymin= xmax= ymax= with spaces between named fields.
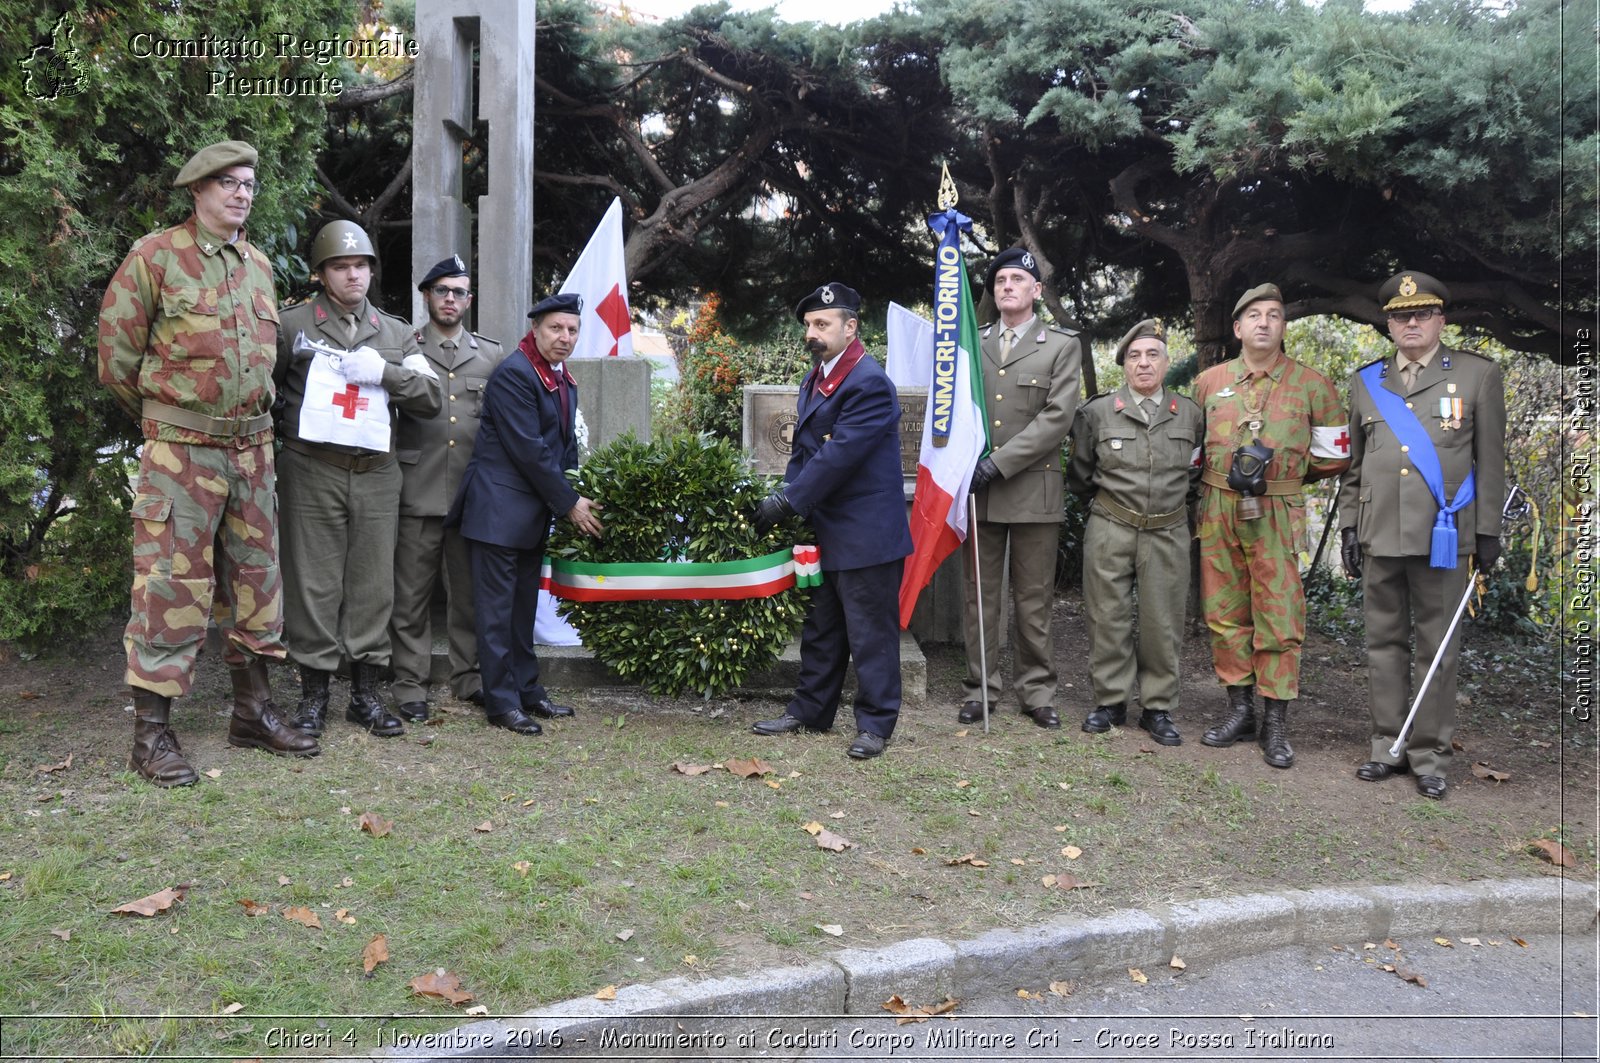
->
xmin=347 ymin=662 xmax=404 ymax=737
xmin=1202 ymin=685 xmax=1257 ymax=747
xmin=294 ymin=665 xmax=332 ymax=736
xmin=130 ymin=689 xmax=198 ymax=787
xmin=1261 ymin=697 xmax=1294 ymax=769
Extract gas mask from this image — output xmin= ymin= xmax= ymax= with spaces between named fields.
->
xmin=1228 ymin=438 xmax=1274 ymax=519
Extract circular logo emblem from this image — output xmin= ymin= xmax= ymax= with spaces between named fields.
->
xmin=1020 ymin=252 xmax=1035 ymax=270
xmin=1398 ymin=275 xmax=1418 ymax=298
xmin=819 ymin=286 xmax=835 ymax=305
xmin=768 ymin=411 xmax=798 ymax=455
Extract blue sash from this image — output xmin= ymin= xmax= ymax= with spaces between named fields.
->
xmin=1357 ymin=361 xmax=1474 ymax=568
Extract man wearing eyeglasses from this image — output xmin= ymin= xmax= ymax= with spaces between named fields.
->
xmin=99 ymin=139 xmax=318 ymax=786
xmin=386 ymin=257 xmax=505 ymax=721
xmin=1337 ymin=272 xmax=1506 ymax=800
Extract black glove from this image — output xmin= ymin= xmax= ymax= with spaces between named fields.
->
xmin=754 ymin=491 xmax=796 ymax=536
xmin=1340 ymin=527 xmax=1363 ymax=581
xmin=970 ymin=456 xmax=1001 ymax=493
xmin=1475 ymin=534 xmax=1502 ymax=571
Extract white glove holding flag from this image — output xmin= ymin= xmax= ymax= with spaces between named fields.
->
xmin=401 ymin=353 xmax=439 ymax=380
xmin=341 ymin=345 xmax=387 ymax=387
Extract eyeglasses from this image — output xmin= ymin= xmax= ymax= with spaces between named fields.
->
xmin=429 ymin=285 xmax=472 ymax=300
xmin=1387 ymin=308 xmax=1440 ymax=325
xmin=210 ymin=175 xmax=262 ymax=195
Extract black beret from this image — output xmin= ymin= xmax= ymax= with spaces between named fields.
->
xmin=984 ymin=247 xmax=1042 ymax=290
xmin=173 ymin=140 xmax=257 ymax=188
xmin=1232 ymin=282 xmax=1284 ymax=319
xmin=528 ymin=292 xmax=583 ymax=319
xmin=418 ymin=254 xmax=469 ymax=291
xmin=1379 ymin=271 xmax=1449 ymax=311
xmin=794 ymin=282 xmax=862 ymax=322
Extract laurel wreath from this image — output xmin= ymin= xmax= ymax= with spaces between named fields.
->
xmin=546 ymin=433 xmax=809 ymax=697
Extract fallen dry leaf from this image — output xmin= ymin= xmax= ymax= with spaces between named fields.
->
xmin=18 ymin=690 xmax=42 ymax=700
xmin=1362 ymin=942 xmax=1377 ymax=951
xmin=805 ymin=825 xmax=854 ymax=852
xmin=1128 ymin=968 xmax=1148 ymax=984
xmin=277 ymin=874 xmax=291 ymax=886
xmin=283 ymin=906 xmax=322 ymax=930
xmin=1048 ymin=981 xmax=1073 ymax=997
xmin=1512 ymin=937 xmax=1529 ymax=947
xmin=671 ymin=762 xmax=714 ymax=776
xmin=474 ymin=820 xmax=494 ymax=833
xmin=0 ymin=872 xmax=10 ymax=881
xmin=616 ymin=928 xmax=634 ymax=942
xmin=1384 ymin=938 xmax=1401 ymax=950
xmin=723 ymin=757 xmax=773 ymax=778
xmin=956 ymin=779 xmax=971 ymax=789
xmin=1041 ymin=872 xmax=1098 ymax=890
xmin=683 ymin=954 xmax=700 ymax=967
xmin=815 ymin=923 xmax=844 ymax=936
xmin=1434 ymin=937 xmax=1453 ymax=948
xmin=1170 ymin=955 xmax=1187 ymax=970
xmin=204 ymin=768 xmax=222 ymax=779
xmin=362 ymin=934 xmax=389 ymax=974
xmin=765 ymin=779 xmax=782 ymax=790
xmin=955 ymin=728 xmax=970 ymax=737
xmin=358 ymin=812 xmax=392 ymax=838
xmin=1061 ymin=845 xmax=1083 ymax=860
xmin=464 ymin=1005 xmax=488 ymax=1016
xmin=1471 ymin=762 xmax=1510 ymax=782
xmin=946 ymin=853 xmax=989 ymax=868
xmin=594 ymin=984 xmax=618 ymax=1001
xmin=221 ymin=1002 xmax=244 ymax=1015
xmin=35 ymin=753 xmax=73 ymax=774
xmin=881 ymin=994 xmax=958 ymax=1024
xmin=1462 ymin=937 xmax=1482 ymax=947
xmin=1009 ymin=858 xmax=1026 ymax=866
xmin=1529 ymin=839 xmax=1576 ymax=868
xmin=714 ymin=800 xmax=729 ymax=808
xmin=1395 ymin=967 xmax=1428 ymax=987
xmin=1017 ymin=988 xmax=1042 ymax=1000
xmin=335 ymin=909 xmax=357 ymax=925
xmin=910 ymin=847 xmax=927 ymax=855
xmin=237 ymin=898 xmax=272 ymax=917
xmin=338 ymin=876 xmax=354 ymax=888
xmin=49 ymin=928 xmax=70 ymax=941
xmin=409 ymin=969 xmax=474 ymax=1006
xmin=111 ymin=886 xmax=185 ymax=917
xmin=512 ymin=861 xmax=531 ymax=876
xmin=828 ymin=810 xmax=846 ymax=819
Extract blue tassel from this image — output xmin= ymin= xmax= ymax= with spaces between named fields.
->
xmin=1431 ymin=512 xmax=1458 ymax=569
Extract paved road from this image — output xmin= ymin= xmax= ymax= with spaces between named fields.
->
xmin=532 ymin=932 xmax=1596 ymax=1062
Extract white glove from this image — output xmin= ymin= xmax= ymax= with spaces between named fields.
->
xmin=340 ymin=345 xmax=387 ymax=387
xmin=401 ymin=352 xmax=439 ymax=380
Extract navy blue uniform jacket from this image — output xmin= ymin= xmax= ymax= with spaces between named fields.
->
xmin=785 ymin=352 xmax=912 ymax=571
xmin=448 ymin=347 xmax=579 ymax=549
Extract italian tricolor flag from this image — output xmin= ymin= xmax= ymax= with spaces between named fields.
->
xmin=898 ymin=208 xmax=989 ymax=628
xmin=543 ymin=546 xmax=821 ymax=602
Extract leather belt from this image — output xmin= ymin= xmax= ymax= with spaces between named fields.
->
xmin=1200 ymin=467 xmax=1303 ymax=497
xmin=283 ymin=437 xmax=395 ymax=473
xmin=142 ymin=400 xmax=272 ymax=438
xmin=1092 ymin=493 xmax=1187 ymax=530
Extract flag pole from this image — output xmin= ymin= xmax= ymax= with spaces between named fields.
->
xmin=969 ymin=491 xmax=990 ymax=734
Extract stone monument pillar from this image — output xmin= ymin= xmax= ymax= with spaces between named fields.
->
xmin=412 ymin=0 xmax=535 ymax=350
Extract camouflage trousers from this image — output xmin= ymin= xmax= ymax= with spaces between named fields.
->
xmin=124 ymin=440 xmax=286 ymax=696
xmin=1197 ymin=488 xmax=1306 ymax=700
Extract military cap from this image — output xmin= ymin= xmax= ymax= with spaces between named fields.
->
xmin=1379 ymin=270 xmax=1449 ymax=312
xmin=1232 ymin=282 xmax=1284 ymax=319
xmin=173 ymin=140 xmax=258 ymax=188
xmin=794 ymin=282 xmax=861 ymax=323
xmin=528 ymin=292 xmax=583 ymax=319
xmin=984 ymin=247 xmax=1042 ymax=291
xmin=418 ymin=254 xmax=469 ymax=291
xmin=1114 ymin=318 xmax=1167 ymax=366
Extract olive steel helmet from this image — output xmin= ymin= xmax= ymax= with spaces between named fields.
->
xmin=309 ymin=220 xmax=376 ymax=271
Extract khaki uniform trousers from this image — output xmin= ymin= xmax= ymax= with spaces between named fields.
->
xmin=389 ymin=515 xmax=479 ymax=702
xmin=1082 ymin=511 xmax=1189 ymax=713
xmin=961 ymin=520 xmax=1059 ymax=709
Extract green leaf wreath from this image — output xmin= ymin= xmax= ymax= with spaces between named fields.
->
xmin=546 ymin=433 xmax=810 ymax=697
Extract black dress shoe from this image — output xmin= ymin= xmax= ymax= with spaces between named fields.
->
xmin=1416 ymin=775 xmax=1448 ymax=800
xmin=488 ymin=708 xmax=543 ymax=735
xmin=396 ymin=700 xmax=430 ymax=722
xmin=846 ymin=731 xmax=888 ymax=759
xmin=957 ymin=701 xmax=984 ymax=724
xmin=524 ymin=697 xmax=575 ymax=719
xmin=1082 ymin=704 xmax=1127 ymax=734
xmin=464 ymin=690 xmax=485 ymax=707
xmin=1356 ymin=760 xmax=1409 ymax=781
xmin=752 ymin=714 xmax=813 ymax=736
xmin=346 ymin=695 xmax=405 ymax=737
xmin=1026 ymin=705 xmax=1061 ymax=729
xmin=1138 ymin=709 xmax=1182 ymax=746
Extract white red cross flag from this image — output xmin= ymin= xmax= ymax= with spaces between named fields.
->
xmin=558 ymin=197 xmax=635 ymax=359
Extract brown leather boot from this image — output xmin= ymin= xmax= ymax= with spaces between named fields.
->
xmin=130 ymin=689 xmax=198 ymax=787
xmin=228 ymin=659 xmax=320 ymax=757
xmin=1202 ymin=684 xmax=1257 ymax=747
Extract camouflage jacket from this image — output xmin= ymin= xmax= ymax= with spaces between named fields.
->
xmin=98 ymin=216 xmax=281 ymax=446
xmin=1195 ymin=350 xmax=1349 ymax=500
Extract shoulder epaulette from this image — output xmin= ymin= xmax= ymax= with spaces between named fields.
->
xmin=471 ymin=331 xmax=502 ymax=346
xmin=1049 ymin=324 xmax=1080 ymax=336
xmin=374 ymin=305 xmax=410 ymax=324
xmin=1080 ymin=391 xmax=1113 ymax=406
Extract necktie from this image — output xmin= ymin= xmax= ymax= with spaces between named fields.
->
xmin=341 ymin=313 xmax=359 ymax=344
xmin=1000 ymin=329 xmax=1015 ymax=363
xmin=1401 ymin=359 xmax=1420 ymax=390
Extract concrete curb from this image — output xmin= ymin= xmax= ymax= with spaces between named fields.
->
xmin=350 ymin=875 xmax=1596 ymax=1062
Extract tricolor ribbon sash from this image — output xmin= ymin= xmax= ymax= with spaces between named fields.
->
xmin=1358 ymin=362 xmax=1475 ymax=568
xmin=542 ymin=545 xmax=822 ymax=602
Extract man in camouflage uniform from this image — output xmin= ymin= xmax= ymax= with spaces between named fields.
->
xmin=1338 ymin=272 xmax=1506 ymax=800
xmin=960 ymin=248 xmax=1083 ymax=730
xmin=1195 ymin=284 xmax=1349 ymax=768
xmin=1066 ymin=320 xmax=1202 ymax=744
xmin=275 ymin=221 xmax=441 ymax=738
xmin=99 ymin=139 xmax=318 ymax=787
xmin=387 ymin=256 xmax=505 ymax=721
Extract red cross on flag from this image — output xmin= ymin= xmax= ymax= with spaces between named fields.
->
xmin=558 ymin=197 xmax=635 ymax=359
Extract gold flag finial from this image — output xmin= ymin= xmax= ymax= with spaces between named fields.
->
xmin=936 ymin=162 xmax=958 ymax=210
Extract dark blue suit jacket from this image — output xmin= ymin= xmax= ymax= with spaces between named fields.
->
xmin=448 ymin=348 xmax=579 ymax=550
xmin=785 ymin=353 xmax=912 ymax=571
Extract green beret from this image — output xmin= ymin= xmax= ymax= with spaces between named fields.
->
xmin=174 ymin=140 xmax=258 ymax=188
xmin=1232 ymin=282 xmax=1284 ymax=319
xmin=1114 ymin=318 xmax=1167 ymax=365
xmin=1379 ymin=270 xmax=1449 ymax=312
